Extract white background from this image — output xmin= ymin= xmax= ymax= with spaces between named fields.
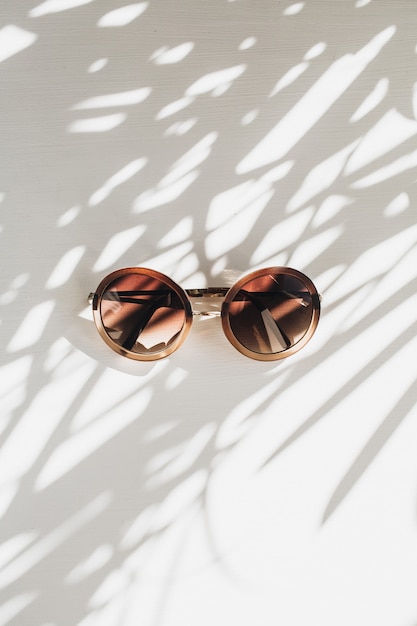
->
xmin=1 ymin=1 xmax=417 ymax=625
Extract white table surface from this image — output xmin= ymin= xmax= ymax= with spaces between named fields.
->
xmin=1 ymin=1 xmax=417 ymax=625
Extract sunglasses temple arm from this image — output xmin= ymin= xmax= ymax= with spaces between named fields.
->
xmin=88 ymin=290 xmax=187 ymax=307
xmin=238 ymin=290 xmax=292 ymax=349
xmin=119 ymin=302 xmax=160 ymax=351
xmin=185 ymin=288 xmax=293 ymax=348
xmin=88 ymin=291 xmax=183 ymax=351
xmin=89 ymin=288 xmax=321 ymax=305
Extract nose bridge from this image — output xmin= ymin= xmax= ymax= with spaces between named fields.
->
xmin=186 ymin=287 xmax=229 ymax=317
xmin=186 ymin=287 xmax=229 ymax=298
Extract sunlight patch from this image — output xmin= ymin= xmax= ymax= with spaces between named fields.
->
xmin=98 ymin=3 xmax=148 ymax=27
xmin=304 ymin=42 xmax=326 ymax=60
xmin=44 ymin=337 xmax=73 ymax=373
xmin=0 ymin=25 xmax=37 ymax=63
xmin=145 ymin=423 xmax=176 ymax=444
xmin=56 ymin=205 xmax=80 ymax=227
xmin=7 ymin=300 xmax=55 ymax=353
xmin=186 ymin=64 xmax=246 ymax=96
xmin=270 ymin=61 xmax=309 ymax=96
xmin=346 ymin=108 xmax=417 ymax=175
xmin=384 ymin=192 xmax=410 ymax=217
xmin=151 ymin=42 xmax=194 ymax=64
xmin=206 ymin=180 xmax=254 ymax=231
xmin=119 ymin=506 xmax=157 ymax=549
xmin=239 ymin=37 xmax=256 ymax=50
xmin=88 ymin=158 xmax=147 ymax=207
xmin=412 ymin=83 xmax=417 ymax=119
xmin=70 ymin=366 xmax=161 ymax=431
xmin=289 ymin=226 xmax=343 ymax=270
xmin=283 ymin=2 xmax=305 ymax=15
xmin=158 ymin=217 xmax=193 ymax=248
xmin=164 ymin=118 xmax=197 ymax=136
xmin=162 ymin=132 xmax=217 ymax=187
xmin=210 ymin=256 xmax=228 ymax=278
xmin=93 ymin=225 xmax=147 ymax=272
xmin=216 ymin=379 xmax=281 ymax=449
xmin=0 ymin=361 xmax=96 ymax=485
xmin=206 ymin=159 xmax=293 ymax=231
xmin=146 ymin=426 xmax=215 ymax=488
xmin=87 ymin=570 xmax=129 ymax=611
xmin=241 ymin=109 xmax=259 ymax=125
xmin=251 ymin=207 xmax=314 ymax=265
xmin=0 ymin=355 xmax=32 ymax=400
xmin=351 ymin=148 xmax=417 ymax=188
xmin=165 ymin=367 xmax=189 ymax=390
xmin=66 ymin=545 xmax=113 ymax=584
xmin=339 ymin=244 xmax=417 ymax=332
xmin=29 ymin=0 xmax=94 ymax=17
xmin=0 ymin=483 xmax=19 ymax=518
xmin=205 ymin=188 xmax=274 ymax=260
xmin=0 ymin=493 xmax=112 ymax=589
xmin=73 ymin=87 xmax=151 ymax=110
xmin=236 ymin=27 xmax=395 ymax=174
xmin=45 ymin=246 xmax=85 ymax=289
xmin=0 ymin=273 xmax=30 ymax=307
xmin=350 ymin=77 xmax=389 ymax=122
xmin=134 ymin=133 xmax=216 ymax=212
xmin=88 ymin=58 xmax=108 ymax=73
xmin=211 ymin=82 xmax=233 ymax=97
xmin=324 ymin=225 xmax=417 ymax=305
xmin=133 ymin=171 xmax=199 ymax=212
xmin=68 ymin=113 xmax=126 ymax=133
xmin=411 ymin=81 xmax=417 ymax=119
xmin=171 ymin=253 xmax=200 ymax=285
xmin=35 ymin=388 xmax=152 ymax=490
xmin=143 ymin=242 xmax=194 ymax=274
xmin=0 ymin=593 xmax=38 ymax=625
xmin=0 ymin=356 xmax=33 ymax=434
xmin=312 ymin=195 xmax=354 ymax=228
xmin=151 ymin=469 xmax=207 ymax=528
xmin=0 ymin=291 xmax=17 ymax=306
xmin=314 ymin=264 xmax=346 ymax=293
xmin=0 ymin=533 xmax=37 ymax=572
xmin=156 ymin=96 xmax=194 ymax=120
xmin=287 ymin=140 xmax=359 ymax=212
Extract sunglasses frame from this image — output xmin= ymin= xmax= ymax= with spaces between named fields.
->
xmin=220 ymin=266 xmax=320 ymax=361
xmin=89 ymin=266 xmax=321 ymax=362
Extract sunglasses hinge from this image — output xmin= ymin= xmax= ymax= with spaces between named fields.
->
xmin=88 ymin=292 xmax=99 ymax=309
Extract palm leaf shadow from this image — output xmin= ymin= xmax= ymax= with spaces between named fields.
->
xmin=322 ymin=375 xmax=417 ymax=524
xmin=260 ymin=313 xmax=417 ymax=524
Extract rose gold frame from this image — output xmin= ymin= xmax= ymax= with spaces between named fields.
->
xmin=221 ymin=266 xmax=320 ymax=361
xmin=91 ymin=267 xmax=193 ymax=361
xmin=89 ymin=266 xmax=321 ymax=362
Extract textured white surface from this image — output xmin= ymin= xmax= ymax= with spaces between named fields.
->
xmin=1 ymin=1 xmax=417 ymax=625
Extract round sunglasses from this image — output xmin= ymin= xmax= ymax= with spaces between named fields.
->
xmin=88 ymin=266 xmax=321 ymax=362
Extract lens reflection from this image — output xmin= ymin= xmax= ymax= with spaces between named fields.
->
xmin=227 ymin=272 xmax=313 ymax=355
xmin=100 ymin=273 xmax=186 ymax=355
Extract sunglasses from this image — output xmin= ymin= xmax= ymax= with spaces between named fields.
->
xmin=88 ymin=266 xmax=321 ymax=362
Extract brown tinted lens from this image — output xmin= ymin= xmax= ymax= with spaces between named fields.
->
xmin=227 ymin=272 xmax=314 ymax=355
xmin=99 ymin=272 xmax=186 ymax=356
